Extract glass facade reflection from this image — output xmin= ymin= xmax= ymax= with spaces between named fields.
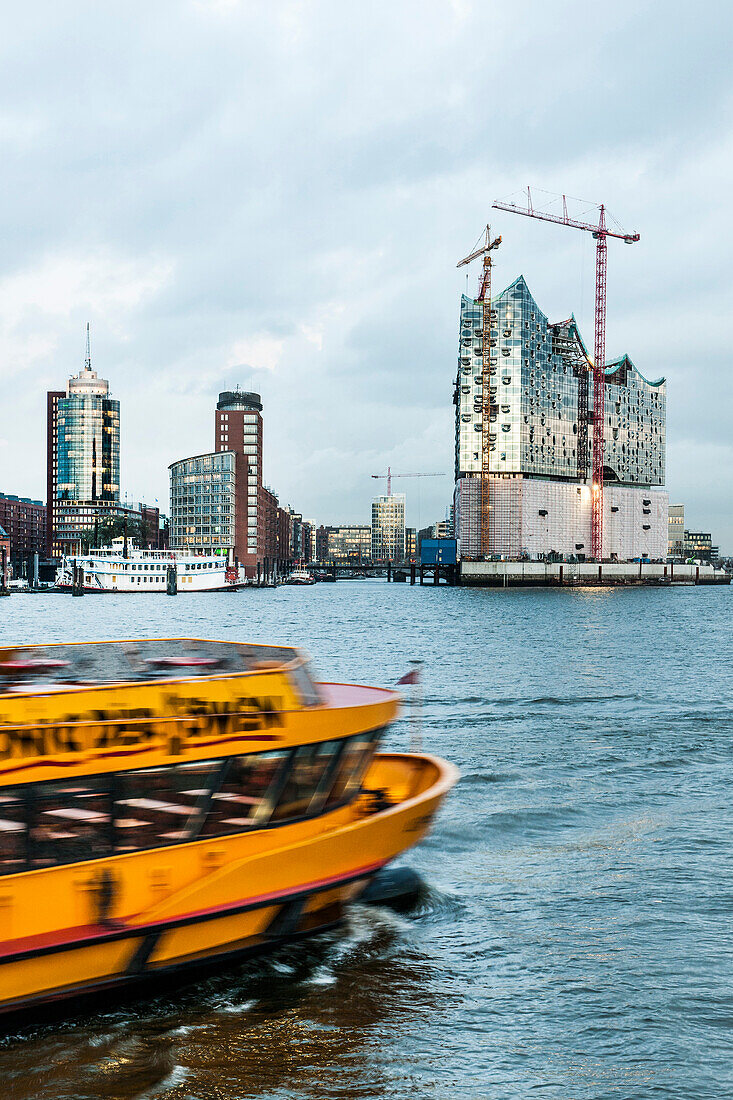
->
xmin=453 ymin=275 xmax=668 ymax=560
xmin=169 ymin=452 xmax=236 ymax=552
xmin=454 ymin=276 xmax=666 ymax=486
xmin=371 ymin=495 xmax=405 ymax=562
xmin=56 ymin=393 xmax=120 ymax=502
xmin=48 ymin=357 xmax=121 ymax=555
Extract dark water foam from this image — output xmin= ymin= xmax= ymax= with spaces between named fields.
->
xmin=0 ymin=582 xmax=731 ymax=1098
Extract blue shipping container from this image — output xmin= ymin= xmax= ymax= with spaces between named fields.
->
xmin=421 ymin=538 xmax=458 ymax=565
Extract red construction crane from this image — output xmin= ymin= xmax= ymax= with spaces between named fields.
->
xmin=492 ymin=188 xmax=639 ymax=559
xmin=456 ymin=226 xmax=502 ymax=557
xmin=371 ymin=468 xmax=446 ymax=497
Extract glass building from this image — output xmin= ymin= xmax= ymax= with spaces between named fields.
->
xmin=169 ymin=452 xmax=237 ymax=555
xmin=454 ymin=276 xmax=665 ymax=485
xmin=453 ymin=276 xmax=667 ymax=560
xmin=371 ymin=495 xmax=406 ymax=562
xmin=668 ymin=504 xmax=685 ymax=559
xmin=57 ymin=370 xmax=119 ymax=502
xmin=46 ymin=347 xmax=121 ymax=556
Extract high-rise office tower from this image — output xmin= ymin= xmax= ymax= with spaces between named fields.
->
xmin=371 ymin=494 xmax=406 ymax=562
xmin=214 ymin=389 xmax=263 ymax=566
xmin=46 ymin=328 xmax=121 ymax=556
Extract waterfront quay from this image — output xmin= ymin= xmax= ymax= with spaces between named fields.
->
xmin=305 ymin=558 xmax=730 ymax=588
xmin=459 ymin=559 xmax=730 ymax=587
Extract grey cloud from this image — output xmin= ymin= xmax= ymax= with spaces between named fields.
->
xmin=0 ymin=0 xmax=731 ymax=544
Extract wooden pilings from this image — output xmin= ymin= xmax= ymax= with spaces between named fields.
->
xmin=72 ymin=562 xmax=84 ymax=597
xmin=0 ymin=547 xmax=9 ymax=596
xmin=417 ymin=562 xmax=458 ymax=586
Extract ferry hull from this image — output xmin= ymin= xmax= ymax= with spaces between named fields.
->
xmin=0 ymin=753 xmax=456 ymax=1019
xmin=0 ymin=869 xmax=367 ymax=1022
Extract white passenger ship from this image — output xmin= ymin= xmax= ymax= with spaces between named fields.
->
xmin=55 ymin=540 xmax=244 ymax=593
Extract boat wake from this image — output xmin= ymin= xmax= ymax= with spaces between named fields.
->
xmin=134 ymin=1063 xmax=190 ymax=1099
xmin=463 ymin=770 xmax=519 ymax=785
xmin=403 ymin=883 xmax=465 ymax=923
xmin=213 ymin=997 xmax=257 ymax=1015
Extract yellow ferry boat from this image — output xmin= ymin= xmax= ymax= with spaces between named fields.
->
xmin=0 ymin=638 xmax=457 ymax=1017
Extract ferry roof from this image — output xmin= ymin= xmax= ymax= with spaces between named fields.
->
xmin=0 ymin=639 xmax=401 ymax=786
xmin=0 ymin=638 xmax=301 ymax=688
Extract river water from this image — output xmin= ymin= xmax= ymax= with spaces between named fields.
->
xmin=0 ymin=581 xmax=731 ymax=1099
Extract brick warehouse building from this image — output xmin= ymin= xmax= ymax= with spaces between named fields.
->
xmin=0 ymin=494 xmax=46 ymax=570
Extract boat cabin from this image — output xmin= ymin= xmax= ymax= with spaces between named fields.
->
xmin=0 ymin=639 xmax=392 ymax=878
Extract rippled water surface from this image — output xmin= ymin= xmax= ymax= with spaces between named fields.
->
xmin=1 ymin=582 xmax=732 ymax=1099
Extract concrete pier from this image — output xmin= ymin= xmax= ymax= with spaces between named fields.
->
xmin=460 ymin=561 xmax=730 ymax=588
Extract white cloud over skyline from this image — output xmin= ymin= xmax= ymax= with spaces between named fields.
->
xmin=0 ymin=0 xmax=731 ymax=544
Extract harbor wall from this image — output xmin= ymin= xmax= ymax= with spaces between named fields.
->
xmin=460 ymin=561 xmax=729 ymax=587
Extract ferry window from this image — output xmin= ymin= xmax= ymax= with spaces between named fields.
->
xmin=201 ymin=750 xmax=290 ymax=837
xmin=0 ymin=789 xmax=27 ymax=874
xmin=288 ymin=661 xmax=322 ymax=706
xmin=271 ymin=740 xmax=341 ymax=823
xmin=30 ymin=779 xmax=112 ymax=868
xmin=324 ymin=733 xmax=379 ymax=810
xmin=114 ymin=760 xmax=221 ymax=850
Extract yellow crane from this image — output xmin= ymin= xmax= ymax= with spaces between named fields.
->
xmin=457 ymin=226 xmax=502 ymax=557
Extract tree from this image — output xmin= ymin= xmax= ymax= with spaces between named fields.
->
xmin=78 ymin=515 xmax=148 ymax=552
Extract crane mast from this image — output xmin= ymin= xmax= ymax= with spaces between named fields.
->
xmin=457 ymin=226 xmax=502 ymax=558
xmin=492 ymin=188 xmax=639 ymax=559
xmin=592 ymin=206 xmax=608 ymax=558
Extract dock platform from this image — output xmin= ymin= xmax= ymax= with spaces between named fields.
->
xmin=460 ymin=561 xmax=730 ymax=588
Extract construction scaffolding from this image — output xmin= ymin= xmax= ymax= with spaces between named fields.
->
xmin=488 ymin=477 xmax=522 ymax=558
xmin=457 ymin=227 xmax=502 ymax=558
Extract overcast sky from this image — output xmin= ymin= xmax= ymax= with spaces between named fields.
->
xmin=0 ymin=1 xmax=731 ymax=545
